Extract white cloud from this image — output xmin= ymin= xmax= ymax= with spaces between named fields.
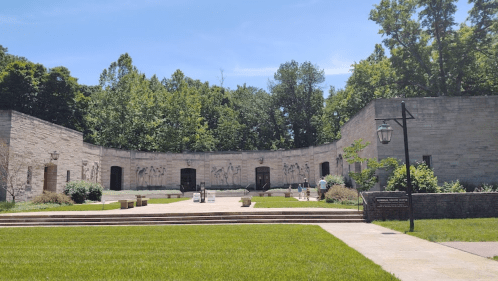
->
xmin=230 ymin=67 xmax=278 ymax=77
xmin=323 ymin=67 xmax=352 ymax=75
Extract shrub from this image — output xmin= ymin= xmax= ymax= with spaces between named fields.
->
xmin=88 ymin=183 xmax=103 ymax=201
xmin=325 ymin=185 xmax=358 ymax=205
xmin=385 ymin=162 xmax=438 ymax=193
xmin=0 ymin=201 xmax=15 ymax=212
xmin=438 ymin=180 xmax=466 ymax=193
xmin=324 ymin=174 xmax=345 ymax=186
xmin=32 ymin=191 xmax=74 ymax=205
xmin=64 ymin=181 xmax=88 ymax=204
xmin=474 ymin=183 xmax=497 ymax=193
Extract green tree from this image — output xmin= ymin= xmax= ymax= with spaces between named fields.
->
xmin=369 ymin=0 xmax=498 ymax=96
xmin=343 ymin=139 xmax=399 ymax=192
xmin=270 ymin=60 xmax=325 ymax=148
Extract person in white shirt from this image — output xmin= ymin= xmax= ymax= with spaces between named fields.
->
xmin=318 ymin=177 xmax=327 ymax=200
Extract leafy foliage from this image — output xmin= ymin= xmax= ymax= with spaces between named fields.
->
xmin=64 ymin=180 xmax=103 ymax=204
xmin=386 ymin=162 xmax=438 ymax=193
xmin=324 ymin=174 xmax=345 ymax=186
xmin=325 ymin=185 xmax=359 ymax=204
xmin=438 ymin=180 xmax=466 ymax=193
xmin=31 ymin=191 xmax=74 ymax=205
xmin=343 ymin=139 xmax=399 ymax=192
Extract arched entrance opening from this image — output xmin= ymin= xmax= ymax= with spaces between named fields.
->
xmin=110 ymin=166 xmax=122 ymax=191
xmin=43 ymin=164 xmax=57 ymax=192
xmin=320 ymin=162 xmax=330 ymax=177
xmin=181 ymin=168 xmax=196 ymax=192
xmin=255 ymin=167 xmax=270 ymax=190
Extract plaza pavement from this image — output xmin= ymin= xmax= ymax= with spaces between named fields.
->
xmin=2 ymin=196 xmax=497 ymax=280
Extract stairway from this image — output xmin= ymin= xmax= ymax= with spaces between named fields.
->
xmin=0 ymin=210 xmax=365 ymax=227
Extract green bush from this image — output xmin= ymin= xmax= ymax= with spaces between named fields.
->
xmin=88 ymin=183 xmax=103 ymax=201
xmin=64 ymin=181 xmax=104 ymax=204
xmin=474 ymin=183 xmax=498 ymax=192
xmin=385 ymin=163 xmax=438 ymax=193
xmin=438 ymin=180 xmax=466 ymax=193
xmin=32 ymin=191 xmax=74 ymax=205
xmin=324 ymin=174 xmax=345 ymax=186
xmin=0 ymin=201 xmax=15 ymax=212
xmin=325 ymin=185 xmax=358 ymax=205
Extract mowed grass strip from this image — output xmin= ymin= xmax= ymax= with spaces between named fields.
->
xmin=0 ymin=225 xmax=398 ymax=280
xmin=250 ymin=197 xmax=362 ymax=210
xmin=374 ymin=218 xmax=498 ymax=242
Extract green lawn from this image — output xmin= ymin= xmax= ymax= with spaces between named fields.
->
xmin=374 ymin=218 xmax=498 ymax=242
xmin=0 ymin=225 xmax=398 ymax=280
xmin=250 ymin=196 xmax=362 ymax=210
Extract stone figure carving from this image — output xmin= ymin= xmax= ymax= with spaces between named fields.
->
xmin=211 ymin=162 xmax=241 ymax=186
xmin=82 ymin=161 xmax=99 ymax=182
xmin=136 ymin=166 xmax=166 ymax=187
xmin=283 ymin=162 xmax=310 ymax=184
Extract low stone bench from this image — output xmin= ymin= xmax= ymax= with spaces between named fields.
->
xmin=167 ymin=194 xmax=182 ymax=198
xmin=135 ymin=195 xmax=150 ymax=207
xmin=118 ymin=200 xmax=136 ymax=209
xmin=258 ymin=192 xmax=272 ymax=197
xmin=284 ymin=192 xmax=293 ymax=198
xmin=241 ymin=197 xmax=252 ymax=207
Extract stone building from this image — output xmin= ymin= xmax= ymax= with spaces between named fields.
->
xmin=1 ymin=96 xmax=497 ymax=201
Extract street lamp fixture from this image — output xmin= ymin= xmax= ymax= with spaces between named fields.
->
xmin=377 ymin=122 xmax=393 ymax=144
xmin=375 ymin=101 xmax=416 ymax=231
xmin=50 ymin=151 xmax=59 ymax=161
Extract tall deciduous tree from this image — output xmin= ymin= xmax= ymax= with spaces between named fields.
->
xmin=270 ymin=60 xmax=325 ymax=148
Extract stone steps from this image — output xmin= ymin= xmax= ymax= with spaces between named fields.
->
xmin=0 ymin=211 xmax=365 ymax=227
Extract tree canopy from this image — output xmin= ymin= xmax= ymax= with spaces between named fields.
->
xmin=0 ymin=1 xmax=496 ymax=152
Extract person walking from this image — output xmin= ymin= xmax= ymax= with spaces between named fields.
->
xmin=298 ymin=184 xmax=303 ymax=199
xmin=318 ymin=177 xmax=327 ymax=200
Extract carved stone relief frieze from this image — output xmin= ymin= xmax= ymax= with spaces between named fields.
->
xmin=136 ymin=166 xmax=166 ymax=187
xmin=283 ymin=162 xmax=310 ymax=184
xmin=210 ymin=162 xmax=241 ymax=186
xmin=81 ymin=160 xmax=99 ymax=183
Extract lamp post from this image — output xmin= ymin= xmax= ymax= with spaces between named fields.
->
xmin=375 ymin=101 xmax=415 ymax=231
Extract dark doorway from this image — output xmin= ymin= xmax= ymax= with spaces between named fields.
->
xmin=110 ymin=166 xmax=122 ymax=191
xmin=43 ymin=164 xmax=57 ymax=192
xmin=181 ymin=168 xmax=196 ymax=191
xmin=255 ymin=167 xmax=270 ymax=190
xmin=320 ymin=162 xmax=330 ymax=177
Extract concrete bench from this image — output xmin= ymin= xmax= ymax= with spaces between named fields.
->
xmin=167 ymin=194 xmax=182 ymax=198
xmin=118 ymin=200 xmax=136 ymax=209
xmin=241 ymin=197 xmax=252 ymax=207
xmin=135 ymin=195 xmax=149 ymax=207
xmin=258 ymin=192 xmax=272 ymax=197
xmin=284 ymin=192 xmax=293 ymax=198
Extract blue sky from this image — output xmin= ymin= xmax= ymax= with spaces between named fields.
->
xmin=1 ymin=0 xmax=473 ymax=95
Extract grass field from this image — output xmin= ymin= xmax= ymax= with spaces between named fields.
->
xmin=250 ymin=196 xmax=362 ymax=210
xmin=374 ymin=218 xmax=498 ymax=242
xmin=0 ymin=225 xmax=398 ymax=280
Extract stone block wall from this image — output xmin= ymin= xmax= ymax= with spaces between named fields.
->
xmin=336 ymin=102 xmax=379 ymax=189
xmin=363 ymin=191 xmax=498 ymax=221
xmin=3 ymin=111 xmax=84 ymax=201
xmin=374 ymin=96 xmax=498 ymax=188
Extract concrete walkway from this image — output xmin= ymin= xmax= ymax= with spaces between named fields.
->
xmin=2 ymin=196 xmax=497 ymax=280
xmin=319 ymin=223 xmax=498 ymax=281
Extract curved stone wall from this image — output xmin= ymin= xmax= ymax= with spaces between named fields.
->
xmin=97 ymin=143 xmax=337 ymax=190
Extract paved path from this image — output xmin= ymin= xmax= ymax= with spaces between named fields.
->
xmin=439 ymin=242 xmax=498 ymax=258
xmin=320 ymin=223 xmax=498 ymax=281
